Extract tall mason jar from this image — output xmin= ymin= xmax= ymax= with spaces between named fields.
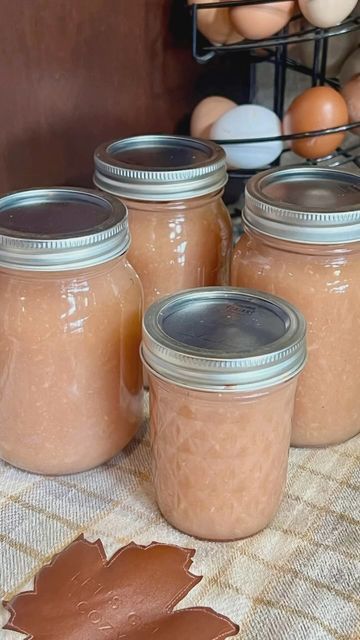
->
xmin=94 ymin=135 xmax=233 ymax=312
xmin=232 ymin=167 xmax=360 ymax=447
xmin=0 ymin=188 xmax=143 ymax=474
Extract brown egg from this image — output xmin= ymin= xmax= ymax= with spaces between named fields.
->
xmin=340 ymin=47 xmax=360 ymax=86
xmin=187 ymin=0 xmax=241 ymax=46
xmin=190 ymin=96 xmax=237 ymax=138
xmin=229 ymin=1 xmax=296 ymax=40
xmin=283 ymin=86 xmax=349 ymax=159
xmin=342 ymin=74 xmax=360 ymax=135
xmin=225 ymin=30 xmax=245 ymax=46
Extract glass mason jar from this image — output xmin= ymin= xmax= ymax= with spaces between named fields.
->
xmin=94 ymin=135 xmax=233 ymax=312
xmin=142 ymin=287 xmax=306 ymax=541
xmin=0 ymin=188 xmax=143 ymax=475
xmin=232 ymin=166 xmax=360 ymax=447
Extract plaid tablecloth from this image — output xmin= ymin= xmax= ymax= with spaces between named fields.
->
xmin=0 ymin=399 xmax=359 ymax=640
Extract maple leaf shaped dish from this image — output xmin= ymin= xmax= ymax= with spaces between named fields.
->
xmin=3 ymin=535 xmax=239 ymax=640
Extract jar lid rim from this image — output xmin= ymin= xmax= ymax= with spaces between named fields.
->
xmin=0 ymin=187 xmax=130 ymax=271
xmin=142 ymin=287 xmax=307 ymax=391
xmin=94 ymin=134 xmax=228 ymax=201
xmin=245 ymin=166 xmax=360 ymax=244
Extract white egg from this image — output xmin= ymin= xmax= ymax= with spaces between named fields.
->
xmin=299 ymin=0 xmax=358 ymax=28
xmin=288 ymin=16 xmax=359 ymax=76
xmin=210 ymin=104 xmax=283 ymax=169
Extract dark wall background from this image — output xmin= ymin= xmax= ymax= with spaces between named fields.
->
xmin=0 ymin=0 xmax=251 ymax=196
xmin=0 ymin=0 xmax=200 ymax=192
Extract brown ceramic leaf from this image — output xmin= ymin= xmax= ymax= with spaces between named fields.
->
xmin=3 ymin=535 xmax=238 ymax=640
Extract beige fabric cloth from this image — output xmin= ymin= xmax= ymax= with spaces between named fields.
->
xmin=0 ymin=399 xmax=359 ymax=640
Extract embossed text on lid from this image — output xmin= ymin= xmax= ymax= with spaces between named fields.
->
xmin=245 ymin=166 xmax=360 ymax=244
xmin=94 ymin=135 xmax=227 ymax=201
xmin=142 ymin=287 xmax=307 ymax=391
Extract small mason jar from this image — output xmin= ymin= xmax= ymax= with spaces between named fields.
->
xmin=0 ymin=188 xmax=143 ymax=474
xmin=94 ymin=135 xmax=233 ymax=312
xmin=232 ymin=167 xmax=360 ymax=447
xmin=142 ymin=287 xmax=306 ymax=541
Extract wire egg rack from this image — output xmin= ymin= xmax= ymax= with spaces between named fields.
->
xmin=190 ymin=0 xmax=360 ymax=182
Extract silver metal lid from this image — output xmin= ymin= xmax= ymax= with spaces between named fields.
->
xmin=0 ymin=187 xmax=130 ymax=271
xmin=93 ymin=135 xmax=228 ymax=201
xmin=245 ymin=166 xmax=360 ymax=244
xmin=142 ymin=287 xmax=306 ymax=392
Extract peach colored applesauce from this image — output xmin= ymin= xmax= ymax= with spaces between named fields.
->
xmin=232 ymin=167 xmax=360 ymax=447
xmin=142 ymin=288 xmax=306 ymax=541
xmin=0 ymin=188 xmax=143 ymax=474
xmin=94 ymin=135 xmax=232 ymax=311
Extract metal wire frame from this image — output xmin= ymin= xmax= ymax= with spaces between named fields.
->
xmin=190 ymin=0 xmax=360 ymax=179
xmin=191 ymin=1 xmax=360 ymax=61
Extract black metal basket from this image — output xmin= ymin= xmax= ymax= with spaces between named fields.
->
xmin=190 ymin=0 xmax=360 ymax=183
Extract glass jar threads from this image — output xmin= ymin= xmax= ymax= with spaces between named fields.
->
xmin=0 ymin=188 xmax=143 ymax=474
xmin=142 ymin=287 xmax=306 ymax=541
xmin=94 ymin=135 xmax=233 ymax=312
xmin=232 ymin=166 xmax=360 ymax=447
